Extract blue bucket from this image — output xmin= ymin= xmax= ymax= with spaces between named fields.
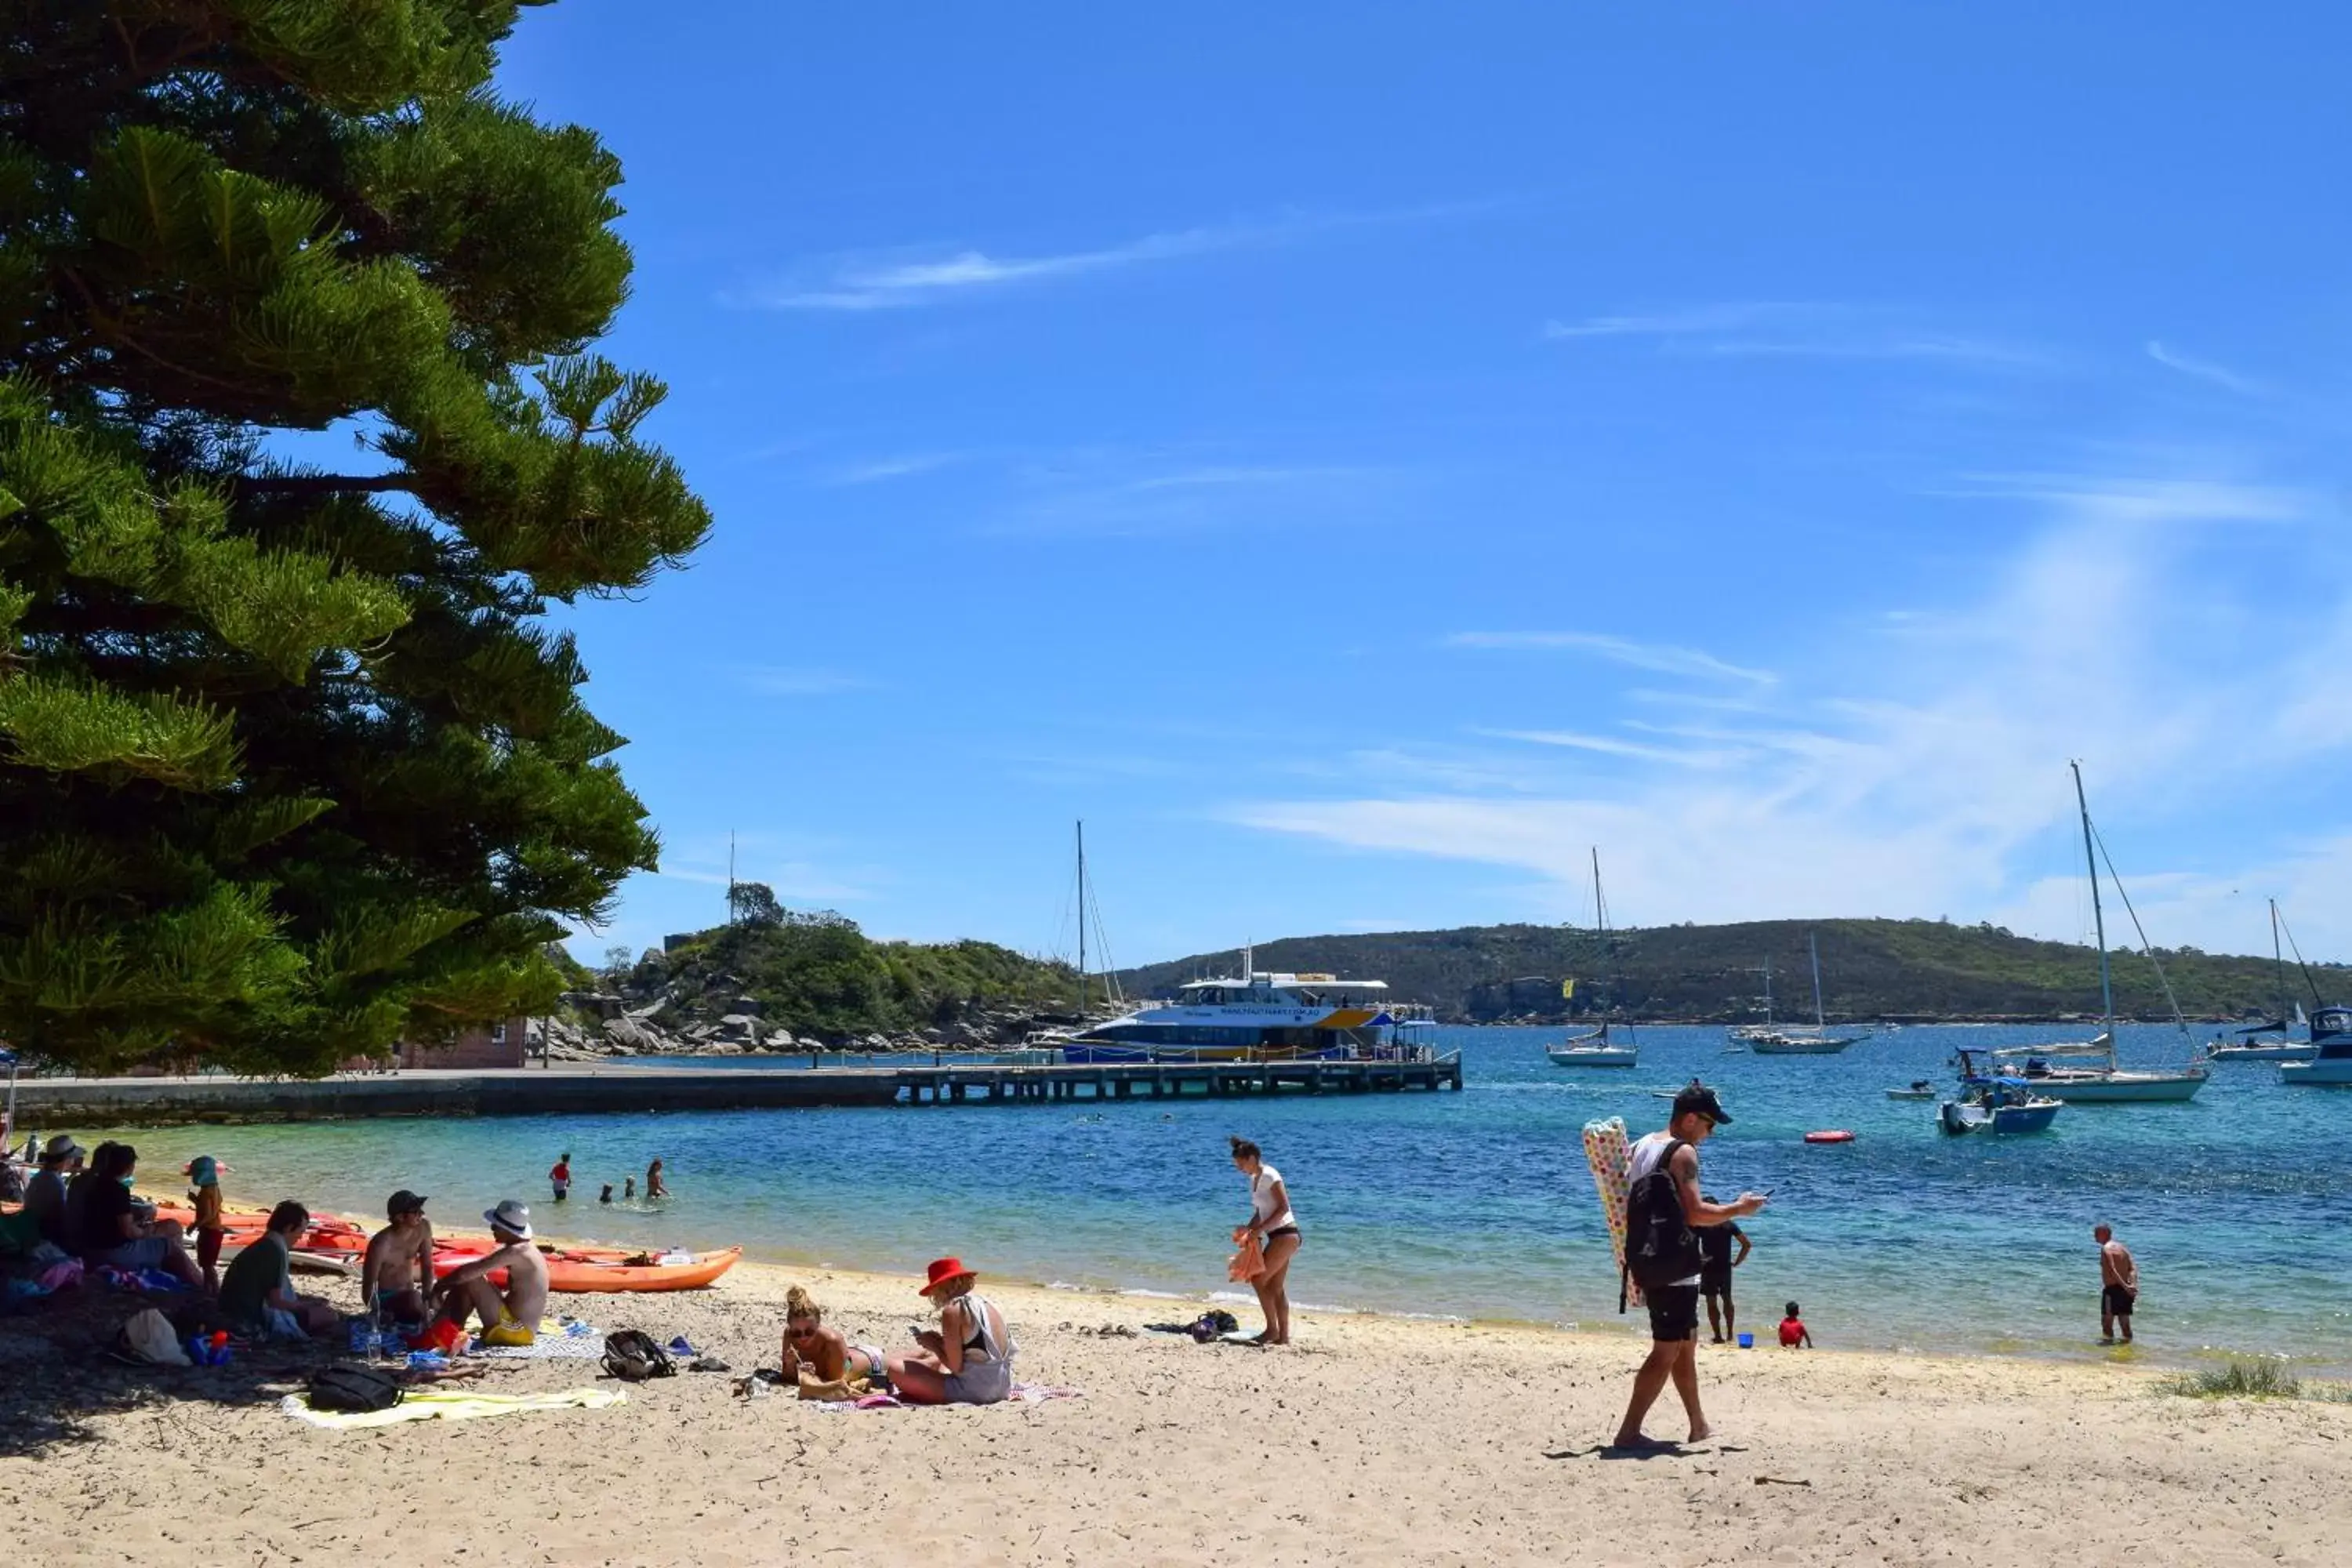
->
xmin=1737 ymin=1331 xmax=1755 ymax=1348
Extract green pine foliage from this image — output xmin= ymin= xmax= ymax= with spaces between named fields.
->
xmin=0 ymin=2 xmax=709 ymax=1073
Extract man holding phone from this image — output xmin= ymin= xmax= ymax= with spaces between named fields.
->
xmin=1612 ymin=1081 xmax=1769 ymax=1450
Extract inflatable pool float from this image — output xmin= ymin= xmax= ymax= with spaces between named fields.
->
xmin=1802 ymin=1129 xmax=1856 ymax=1145
xmin=1581 ymin=1117 xmax=1638 ymax=1304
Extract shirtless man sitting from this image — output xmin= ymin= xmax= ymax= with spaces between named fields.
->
xmin=429 ymin=1200 xmax=548 ymax=1347
xmin=361 ymin=1189 xmax=436 ymax=1327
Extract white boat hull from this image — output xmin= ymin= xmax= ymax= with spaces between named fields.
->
xmin=2281 ymin=1059 xmax=2352 ymax=1085
xmin=1548 ymin=1047 xmax=1639 ymax=1068
xmin=2209 ymin=1044 xmax=2317 ymax=1062
xmin=1748 ymin=1034 xmax=1866 ymax=1056
xmin=2030 ymin=1073 xmax=2208 ymax=1103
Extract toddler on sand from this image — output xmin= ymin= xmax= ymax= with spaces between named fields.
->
xmin=1778 ymin=1301 xmax=1813 ymax=1348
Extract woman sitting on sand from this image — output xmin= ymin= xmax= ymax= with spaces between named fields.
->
xmin=886 ymin=1258 xmax=1014 ymax=1405
xmin=1231 ymin=1136 xmax=1300 ymax=1346
xmin=781 ymin=1284 xmax=887 ymax=1388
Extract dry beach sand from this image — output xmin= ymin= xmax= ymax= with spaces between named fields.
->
xmin=2 ymin=1251 xmax=2347 ymax=1566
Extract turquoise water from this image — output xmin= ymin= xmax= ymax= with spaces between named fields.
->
xmin=70 ymin=1025 xmax=2352 ymax=1373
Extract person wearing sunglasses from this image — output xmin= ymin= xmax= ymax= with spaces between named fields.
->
xmin=1611 ymin=1081 xmax=1767 ymax=1450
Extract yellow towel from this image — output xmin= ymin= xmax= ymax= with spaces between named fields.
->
xmin=283 ymin=1386 xmax=625 ymax=1429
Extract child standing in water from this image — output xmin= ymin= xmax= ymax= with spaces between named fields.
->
xmin=187 ymin=1155 xmax=227 ymax=1293
xmin=549 ymin=1151 xmax=572 ymax=1203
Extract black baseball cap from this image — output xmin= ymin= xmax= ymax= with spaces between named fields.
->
xmin=387 ymin=1189 xmax=428 ymax=1217
xmin=1672 ymin=1080 xmax=1733 ymax=1127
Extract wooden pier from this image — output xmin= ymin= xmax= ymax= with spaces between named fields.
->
xmin=887 ymin=1054 xmax=1464 ymax=1105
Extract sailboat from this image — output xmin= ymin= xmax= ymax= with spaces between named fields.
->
xmin=1549 ymin=850 xmax=1639 ymax=1068
xmin=1747 ymin=933 xmax=1872 ymax=1055
xmin=2209 ymin=902 xmax=2328 ymax=1062
xmin=1987 ymin=764 xmax=2209 ymax=1104
xmin=1726 ymin=960 xmax=1778 ymax=1045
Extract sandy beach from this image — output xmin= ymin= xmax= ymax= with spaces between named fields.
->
xmin=2 ymin=1242 xmax=2347 ymax=1567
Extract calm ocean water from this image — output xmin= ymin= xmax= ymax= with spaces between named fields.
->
xmin=76 ymin=1025 xmax=2352 ymax=1373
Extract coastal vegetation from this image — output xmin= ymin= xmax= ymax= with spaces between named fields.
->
xmin=0 ymin=2 xmax=705 ymax=1074
xmin=583 ymin=892 xmax=1087 ymax=1046
xmin=1112 ymin=917 xmax=2347 ymax=1023
xmin=2152 ymin=1360 xmax=2352 ymax=1401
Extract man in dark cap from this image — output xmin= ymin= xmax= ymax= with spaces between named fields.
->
xmin=1612 ymin=1080 xmax=1767 ymax=1450
xmin=360 ymin=1189 xmax=436 ymax=1330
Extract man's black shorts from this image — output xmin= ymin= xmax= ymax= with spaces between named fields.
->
xmin=1700 ymin=1268 xmax=1733 ymax=1298
xmin=1646 ymin=1283 xmax=1700 ymax=1341
xmin=2103 ymin=1284 xmax=2136 ymax=1318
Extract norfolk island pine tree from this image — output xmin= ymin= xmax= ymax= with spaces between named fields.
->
xmin=0 ymin=1 xmax=710 ymax=1075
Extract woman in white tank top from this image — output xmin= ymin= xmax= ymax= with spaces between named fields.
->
xmin=1231 ymin=1137 xmax=1300 ymax=1345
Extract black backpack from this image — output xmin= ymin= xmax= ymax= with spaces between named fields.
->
xmin=1622 ymin=1137 xmax=1702 ymax=1303
xmin=308 ymin=1365 xmax=404 ymax=1413
xmin=602 ymin=1330 xmax=676 ymax=1382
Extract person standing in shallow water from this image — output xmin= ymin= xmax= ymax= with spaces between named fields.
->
xmin=1230 ymin=1138 xmax=1300 ymax=1346
xmin=644 ymin=1158 xmax=668 ymax=1199
xmin=2096 ymin=1224 xmax=2138 ymax=1344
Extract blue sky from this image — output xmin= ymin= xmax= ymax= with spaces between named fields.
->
xmin=498 ymin=3 xmax=2352 ymax=970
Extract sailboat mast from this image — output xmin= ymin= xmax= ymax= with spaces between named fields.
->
xmin=1076 ymin=821 xmax=1087 ymax=1014
xmin=1810 ymin=932 xmax=1826 ymax=1029
xmin=2071 ymin=761 xmax=2115 ymax=1041
xmin=2271 ymin=898 xmax=2287 ymax=1028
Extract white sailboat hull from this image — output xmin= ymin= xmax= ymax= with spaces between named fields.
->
xmin=2029 ymin=1072 xmax=2208 ymax=1103
xmin=2208 ymin=1043 xmax=2315 ymax=1062
xmin=1748 ymin=1033 xmax=1867 ymax=1056
xmin=1548 ymin=1045 xmax=1639 ymax=1067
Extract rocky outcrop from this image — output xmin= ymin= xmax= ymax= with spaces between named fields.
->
xmin=532 ymin=1000 xmax=1117 ymax=1061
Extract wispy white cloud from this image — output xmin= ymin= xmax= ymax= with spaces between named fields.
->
xmin=1475 ymin=728 xmax=1735 ymax=768
xmin=1446 ymin=630 xmax=1776 ymax=685
xmin=2145 ymin=339 xmax=2267 ymax=397
xmin=1940 ymin=474 xmax=2309 ymax=527
xmin=750 ymin=201 xmax=1501 ymax=312
xmin=984 ymin=459 xmax=1396 ymax=539
xmin=1543 ymin=303 xmax=2047 ymax=368
xmin=1235 ymin=468 xmax=2352 ymax=953
xmin=735 ymin=666 xmax=876 ymax=696
xmin=822 ymin=452 xmax=964 ymax=486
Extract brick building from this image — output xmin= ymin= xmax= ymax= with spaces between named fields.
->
xmin=342 ymin=1016 xmax=529 ymax=1072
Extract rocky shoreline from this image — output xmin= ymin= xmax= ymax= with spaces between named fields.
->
xmin=532 ymin=989 xmax=1114 ymax=1063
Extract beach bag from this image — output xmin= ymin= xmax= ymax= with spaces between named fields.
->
xmin=112 ymin=1308 xmax=192 ymax=1367
xmin=308 ymin=1365 xmax=403 ymax=1413
xmin=602 ymin=1329 xmax=675 ymax=1381
xmin=1623 ymin=1138 xmax=1701 ymax=1297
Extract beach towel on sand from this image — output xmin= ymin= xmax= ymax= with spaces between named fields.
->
xmin=281 ymin=1386 xmax=624 ymax=1429
xmin=1582 ymin=1117 xmax=1642 ymax=1307
xmin=466 ymin=1319 xmax=602 ymax=1360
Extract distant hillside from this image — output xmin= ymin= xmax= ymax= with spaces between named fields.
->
xmin=1109 ymin=918 xmax=2347 ymax=1024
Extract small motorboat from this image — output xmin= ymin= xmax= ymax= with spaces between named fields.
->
xmin=1885 ymin=1080 xmax=1938 ymax=1101
xmin=1939 ymin=1083 xmax=2062 ymax=1136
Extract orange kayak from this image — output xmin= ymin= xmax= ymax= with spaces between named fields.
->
xmin=548 ymin=1246 xmax=741 ymax=1294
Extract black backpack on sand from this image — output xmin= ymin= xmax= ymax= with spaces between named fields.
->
xmin=1622 ymin=1137 xmax=1702 ymax=1305
xmin=309 ymin=1365 xmax=404 ymax=1413
xmin=602 ymin=1330 xmax=676 ymax=1381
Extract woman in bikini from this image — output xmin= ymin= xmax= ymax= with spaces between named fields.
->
xmin=1231 ymin=1137 xmax=1301 ymax=1346
xmin=779 ymin=1284 xmax=887 ymax=1388
xmin=885 ymin=1258 xmax=1014 ymax=1405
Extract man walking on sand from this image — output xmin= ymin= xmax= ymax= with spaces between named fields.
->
xmin=1613 ymin=1082 xmax=1768 ymax=1450
xmin=2096 ymin=1224 xmax=2138 ymax=1344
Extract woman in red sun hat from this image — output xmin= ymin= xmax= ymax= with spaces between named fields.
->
xmin=886 ymin=1257 xmax=1015 ymax=1405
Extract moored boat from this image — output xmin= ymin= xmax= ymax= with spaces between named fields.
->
xmin=2281 ymin=1018 xmax=2352 ymax=1086
xmin=1062 ymin=965 xmax=1435 ymax=1064
xmin=1745 ymin=933 xmax=1872 ymax=1055
xmin=2209 ymin=902 xmax=2330 ymax=1062
xmin=1548 ymin=850 xmax=1639 ymax=1069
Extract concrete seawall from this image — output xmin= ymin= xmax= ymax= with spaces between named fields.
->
xmin=9 ymin=1065 xmax=902 ymax=1124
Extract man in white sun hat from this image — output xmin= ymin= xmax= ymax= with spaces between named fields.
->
xmin=427 ymin=1199 xmax=549 ymax=1347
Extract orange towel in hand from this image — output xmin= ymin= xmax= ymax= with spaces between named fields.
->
xmin=1228 ymin=1227 xmax=1266 ymax=1283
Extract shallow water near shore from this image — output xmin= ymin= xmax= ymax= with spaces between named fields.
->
xmin=74 ymin=1024 xmax=2352 ymax=1374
